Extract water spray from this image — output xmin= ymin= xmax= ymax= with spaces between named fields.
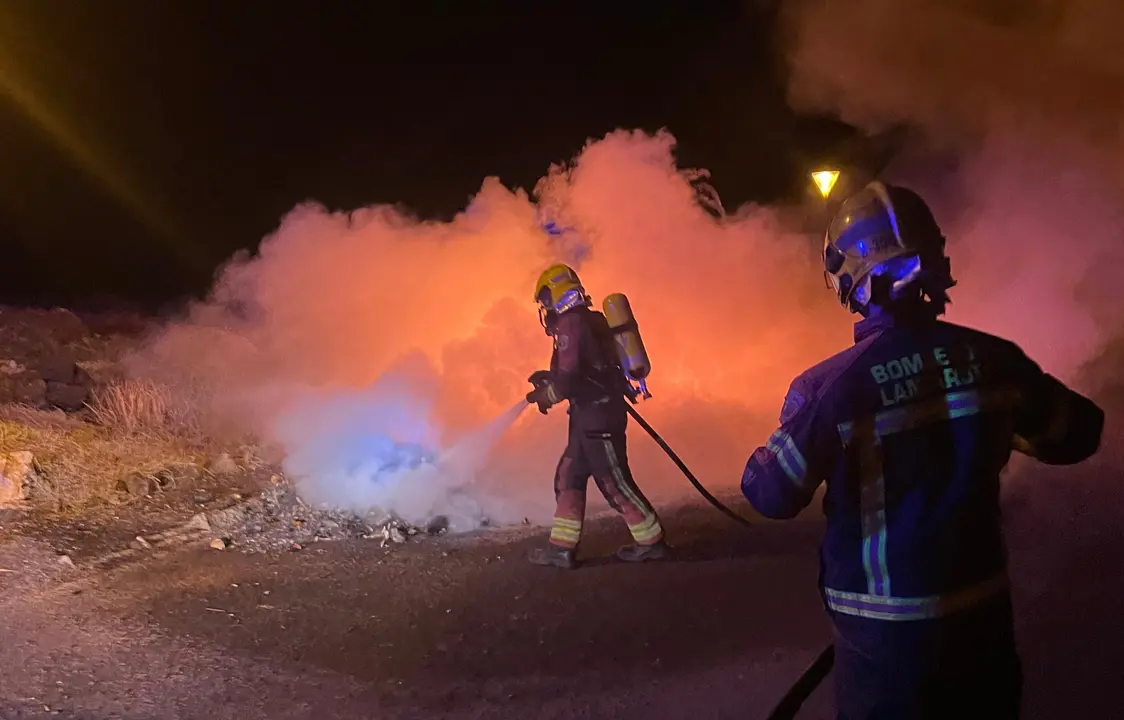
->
xmin=438 ymin=400 xmax=529 ymax=472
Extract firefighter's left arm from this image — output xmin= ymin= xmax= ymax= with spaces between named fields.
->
xmin=741 ymin=375 xmax=828 ymax=520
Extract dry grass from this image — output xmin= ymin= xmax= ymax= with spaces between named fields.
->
xmin=0 ymin=405 xmax=205 ymax=511
xmin=86 ymin=378 xmax=205 ymax=438
xmin=0 ymin=379 xmax=268 ymax=512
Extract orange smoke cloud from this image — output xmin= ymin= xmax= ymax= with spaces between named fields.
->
xmin=131 ymin=129 xmax=849 ymax=524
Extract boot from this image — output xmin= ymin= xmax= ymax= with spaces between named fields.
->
xmin=528 ymin=544 xmax=577 ymax=569
xmin=616 ymin=540 xmax=671 ymax=563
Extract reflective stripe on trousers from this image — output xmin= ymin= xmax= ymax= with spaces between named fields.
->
xmin=549 ymin=516 xmax=582 ymax=548
xmin=600 ymin=437 xmax=664 ymax=545
xmin=825 ymin=574 xmax=1010 ymax=621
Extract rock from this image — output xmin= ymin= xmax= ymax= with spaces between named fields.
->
xmin=37 ymin=356 xmax=80 ymax=384
xmin=117 ymin=473 xmax=155 ymax=497
xmin=133 ymin=536 xmax=152 ymax=550
xmin=205 ymin=453 xmax=239 ymax=476
xmin=0 ymin=451 xmax=35 ymax=506
xmin=74 ymin=364 xmax=93 ymax=386
xmin=314 ymin=520 xmax=341 ymax=539
xmin=148 ymin=463 xmax=199 ymax=490
xmin=0 ymin=359 xmax=26 ymax=375
xmin=75 ymin=360 xmax=126 ymax=388
xmin=185 ymin=513 xmax=211 ymax=533
xmin=425 ymin=516 xmax=450 ymax=535
xmin=57 ymin=554 xmax=75 ymax=568
xmin=151 ymin=468 xmax=174 ymax=489
xmin=41 ymin=308 xmax=90 ymax=344
xmin=209 ymin=538 xmax=228 ymax=550
xmin=380 ymin=523 xmax=408 ymax=547
xmin=45 ymin=381 xmax=90 ymax=411
xmin=0 ymin=375 xmax=46 ymax=406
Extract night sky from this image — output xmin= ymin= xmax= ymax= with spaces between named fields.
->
xmin=0 ymin=1 xmax=858 ymax=310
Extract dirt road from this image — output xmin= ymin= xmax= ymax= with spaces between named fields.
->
xmin=1 ymin=465 xmax=1122 ymax=719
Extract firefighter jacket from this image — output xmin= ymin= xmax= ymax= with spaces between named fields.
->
xmin=547 ymin=306 xmax=629 ymax=430
xmin=741 ymin=309 xmax=1104 ymax=622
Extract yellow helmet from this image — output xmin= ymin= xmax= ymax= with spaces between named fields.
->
xmin=534 ymin=263 xmax=587 ymax=311
xmin=533 ymin=263 xmax=590 ymax=331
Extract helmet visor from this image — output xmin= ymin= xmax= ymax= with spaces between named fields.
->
xmin=825 ymin=184 xmax=904 ymax=259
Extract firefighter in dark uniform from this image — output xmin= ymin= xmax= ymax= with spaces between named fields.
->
xmin=525 ymin=263 xmax=670 ymax=569
xmin=741 ymin=182 xmax=1105 ymax=719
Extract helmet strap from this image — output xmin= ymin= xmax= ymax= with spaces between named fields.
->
xmin=539 ymin=305 xmax=559 ymax=335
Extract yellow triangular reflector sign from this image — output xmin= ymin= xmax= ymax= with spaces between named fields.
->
xmin=811 ymin=170 xmax=840 ymax=198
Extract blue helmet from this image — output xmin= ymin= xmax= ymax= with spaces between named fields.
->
xmin=823 ymin=181 xmax=955 ymax=315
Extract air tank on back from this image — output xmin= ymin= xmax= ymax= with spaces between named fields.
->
xmin=602 ymin=292 xmax=652 ymax=398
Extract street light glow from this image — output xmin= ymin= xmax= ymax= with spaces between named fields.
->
xmin=811 ymin=170 xmax=840 ymax=199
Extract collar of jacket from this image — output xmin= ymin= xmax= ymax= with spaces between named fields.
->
xmin=853 ymin=305 xmax=938 ymax=344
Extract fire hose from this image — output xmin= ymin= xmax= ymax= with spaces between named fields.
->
xmin=622 ymin=402 xmax=753 ymax=530
xmin=528 ymin=375 xmax=834 ymax=718
xmin=622 ymin=400 xmax=834 ymax=720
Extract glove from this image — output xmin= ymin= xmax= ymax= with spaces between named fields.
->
xmin=624 ymin=381 xmax=640 ymax=404
xmin=526 ymin=370 xmax=558 ymax=415
xmin=528 ymin=370 xmax=553 ymax=388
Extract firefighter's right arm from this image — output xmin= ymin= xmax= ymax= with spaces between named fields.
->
xmin=741 ymin=375 xmax=827 ymax=519
xmin=1010 ymin=347 xmax=1104 ymax=465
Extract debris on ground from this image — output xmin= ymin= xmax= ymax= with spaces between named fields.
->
xmin=197 ymin=475 xmax=453 ymax=554
xmin=379 ymin=519 xmax=411 ymax=547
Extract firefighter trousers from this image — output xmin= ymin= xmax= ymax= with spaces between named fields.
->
xmin=548 ymin=415 xmax=663 ymax=550
xmin=831 ymin=594 xmax=1022 ymax=719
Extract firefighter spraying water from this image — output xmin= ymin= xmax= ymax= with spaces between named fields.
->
xmin=518 ymin=211 xmax=762 ymax=570
xmin=523 ymin=261 xmax=670 ymax=568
